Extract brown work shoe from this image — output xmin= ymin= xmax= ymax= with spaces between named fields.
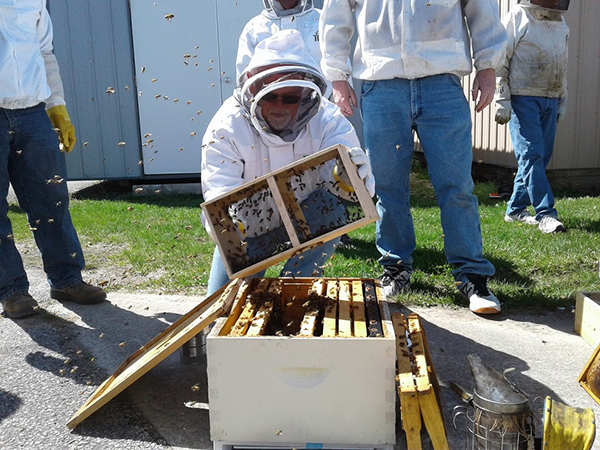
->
xmin=2 ymin=291 xmax=40 ymax=319
xmin=50 ymin=281 xmax=107 ymax=305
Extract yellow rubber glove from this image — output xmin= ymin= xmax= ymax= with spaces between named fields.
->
xmin=47 ymin=105 xmax=76 ymax=153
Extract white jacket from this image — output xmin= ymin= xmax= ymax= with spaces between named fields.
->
xmin=319 ymin=0 xmax=507 ymax=82
xmin=235 ymin=8 xmax=321 ymax=80
xmin=201 ymin=96 xmax=360 ymax=235
xmin=495 ymin=5 xmax=568 ymax=114
xmin=0 ymin=0 xmax=65 ymax=110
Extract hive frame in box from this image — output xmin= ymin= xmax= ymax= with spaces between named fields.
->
xmin=201 ymin=144 xmax=378 ymax=279
xmin=207 ymin=277 xmax=396 ymax=449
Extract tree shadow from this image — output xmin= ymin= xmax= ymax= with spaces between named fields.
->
xmin=0 ymin=389 xmax=22 ymax=424
xmin=10 ymin=298 xmax=208 ymax=447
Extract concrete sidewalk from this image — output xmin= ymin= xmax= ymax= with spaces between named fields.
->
xmin=2 ymin=181 xmax=599 ymax=449
xmin=2 ymin=268 xmax=599 ymax=449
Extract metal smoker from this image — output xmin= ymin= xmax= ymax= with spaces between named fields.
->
xmin=453 ymin=354 xmax=535 ymax=449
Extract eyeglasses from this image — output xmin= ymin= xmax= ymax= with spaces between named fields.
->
xmin=260 ymin=93 xmax=302 ymax=104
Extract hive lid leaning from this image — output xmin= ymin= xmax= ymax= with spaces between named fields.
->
xmin=66 ymin=278 xmax=243 ymax=429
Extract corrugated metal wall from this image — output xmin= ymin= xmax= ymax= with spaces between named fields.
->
xmin=468 ymin=0 xmax=600 ymax=171
xmin=49 ymin=0 xmax=142 ymax=180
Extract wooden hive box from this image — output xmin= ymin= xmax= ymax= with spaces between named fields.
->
xmin=575 ymin=292 xmax=600 ymax=348
xmin=201 ymin=144 xmax=378 ymax=279
xmin=206 ymin=277 xmax=396 ymax=448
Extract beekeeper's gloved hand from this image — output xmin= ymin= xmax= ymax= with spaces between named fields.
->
xmin=47 ymin=105 xmax=76 ymax=153
xmin=494 ymin=100 xmax=512 ymax=125
xmin=349 ymin=147 xmax=375 ymax=197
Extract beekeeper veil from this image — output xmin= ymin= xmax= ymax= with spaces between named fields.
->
xmin=262 ymin=0 xmax=313 ymax=17
xmin=238 ymin=29 xmax=327 ymax=142
xmin=518 ymin=0 xmax=570 ymax=11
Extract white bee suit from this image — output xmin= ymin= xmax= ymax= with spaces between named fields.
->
xmin=0 ymin=0 xmax=65 ymax=110
xmin=201 ymin=30 xmax=360 ymax=237
xmin=235 ymin=0 xmax=321 ymax=81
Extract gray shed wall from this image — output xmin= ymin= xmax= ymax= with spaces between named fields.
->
xmin=49 ymin=0 xmax=142 ymax=180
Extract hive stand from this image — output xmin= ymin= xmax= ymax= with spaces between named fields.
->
xmin=392 ymin=313 xmax=449 ymax=450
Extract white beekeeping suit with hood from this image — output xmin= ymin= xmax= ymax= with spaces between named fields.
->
xmin=201 ymin=29 xmax=372 ymax=237
xmin=494 ymin=0 xmax=569 ymax=125
xmin=235 ymin=0 xmax=321 ymax=81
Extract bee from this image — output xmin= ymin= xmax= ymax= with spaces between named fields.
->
xmin=164 ymin=13 xmax=175 ymax=21
xmin=119 ymin=342 xmax=126 ymax=348
xmin=106 ymin=87 xmax=116 ymax=95
xmin=99 ymin=333 xmax=105 ymax=338
xmin=117 ymin=141 xmax=126 ymax=146
xmin=191 ymin=384 xmax=200 ymax=392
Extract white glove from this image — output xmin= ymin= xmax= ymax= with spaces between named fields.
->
xmin=349 ymin=147 xmax=376 ymax=197
xmin=495 ymin=100 xmax=512 ymax=125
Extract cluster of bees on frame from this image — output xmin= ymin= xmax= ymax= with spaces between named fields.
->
xmin=285 ymin=161 xmax=365 ymax=239
xmin=239 ymin=287 xmax=336 ymax=337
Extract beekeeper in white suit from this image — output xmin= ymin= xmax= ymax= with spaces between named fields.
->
xmin=235 ymin=0 xmax=321 ymax=82
xmin=202 ymin=29 xmax=374 ymax=297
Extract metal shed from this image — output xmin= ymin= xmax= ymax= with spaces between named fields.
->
xmin=49 ymin=0 xmax=323 ymax=181
xmin=465 ymin=0 xmax=600 ymax=188
xmin=50 ymin=0 xmax=598 ymax=185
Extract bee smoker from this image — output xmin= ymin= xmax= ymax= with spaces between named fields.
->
xmin=452 ymin=354 xmax=535 ymax=450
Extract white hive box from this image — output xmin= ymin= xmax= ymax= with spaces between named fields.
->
xmin=206 ymin=278 xmax=396 ymax=448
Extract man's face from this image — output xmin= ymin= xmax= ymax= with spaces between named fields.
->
xmin=277 ymin=0 xmax=300 ymax=9
xmin=259 ymin=86 xmax=304 ymax=132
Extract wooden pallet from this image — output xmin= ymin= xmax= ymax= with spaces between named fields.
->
xmin=392 ymin=313 xmax=449 ymax=450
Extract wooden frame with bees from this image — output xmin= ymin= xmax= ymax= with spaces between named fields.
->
xmin=201 ymin=144 xmax=379 ymax=279
xmin=207 ymin=277 xmax=396 ymax=449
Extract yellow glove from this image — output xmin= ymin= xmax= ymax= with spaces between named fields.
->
xmin=47 ymin=105 xmax=76 ymax=153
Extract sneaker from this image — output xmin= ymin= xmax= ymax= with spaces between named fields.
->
xmin=50 ymin=281 xmax=107 ymax=304
xmin=459 ymin=274 xmax=501 ymax=315
xmin=2 ymin=291 xmax=40 ymax=319
xmin=504 ymin=210 xmax=538 ymax=225
xmin=538 ymin=216 xmax=565 ymax=234
xmin=380 ymin=265 xmax=411 ymax=297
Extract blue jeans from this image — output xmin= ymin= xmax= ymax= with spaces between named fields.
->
xmin=360 ymin=75 xmax=495 ymax=283
xmin=206 ymin=189 xmax=343 ymax=296
xmin=0 ymin=103 xmax=85 ymax=301
xmin=507 ymin=96 xmax=559 ymax=220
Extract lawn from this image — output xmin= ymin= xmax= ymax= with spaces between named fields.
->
xmin=7 ymin=166 xmax=600 ymax=310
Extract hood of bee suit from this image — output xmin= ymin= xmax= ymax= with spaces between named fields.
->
xmin=518 ymin=0 xmax=570 ymax=11
xmin=262 ymin=0 xmax=314 ymax=19
xmin=235 ymin=29 xmax=327 ymax=143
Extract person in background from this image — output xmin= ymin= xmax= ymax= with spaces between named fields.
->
xmin=319 ymin=0 xmax=507 ymax=314
xmin=495 ymin=0 xmax=569 ymax=234
xmin=0 ymin=1 xmax=106 ymax=319
xmin=235 ymin=0 xmax=321 ymax=82
xmin=202 ymin=29 xmax=374 ymax=297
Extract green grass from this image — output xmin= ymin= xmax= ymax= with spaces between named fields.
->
xmin=7 ymin=170 xmax=600 ymax=309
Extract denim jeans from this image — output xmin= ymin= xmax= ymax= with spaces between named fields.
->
xmin=206 ymin=189 xmax=343 ymax=296
xmin=0 ymin=103 xmax=85 ymax=301
xmin=507 ymin=95 xmax=559 ymax=220
xmin=360 ymin=75 xmax=495 ymax=283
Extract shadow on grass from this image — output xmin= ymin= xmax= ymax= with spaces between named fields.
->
xmin=72 ymin=180 xmax=204 ymax=209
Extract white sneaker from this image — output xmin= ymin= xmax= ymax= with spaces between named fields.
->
xmin=380 ymin=266 xmax=411 ymax=297
xmin=459 ymin=275 xmax=501 ymax=315
xmin=504 ymin=210 xmax=538 ymax=225
xmin=538 ymin=216 xmax=565 ymax=234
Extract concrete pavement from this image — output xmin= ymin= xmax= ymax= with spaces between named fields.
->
xmin=2 ymin=181 xmax=599 ymax=449
xmin=2 ymin=265 xmax=599 ymax=449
